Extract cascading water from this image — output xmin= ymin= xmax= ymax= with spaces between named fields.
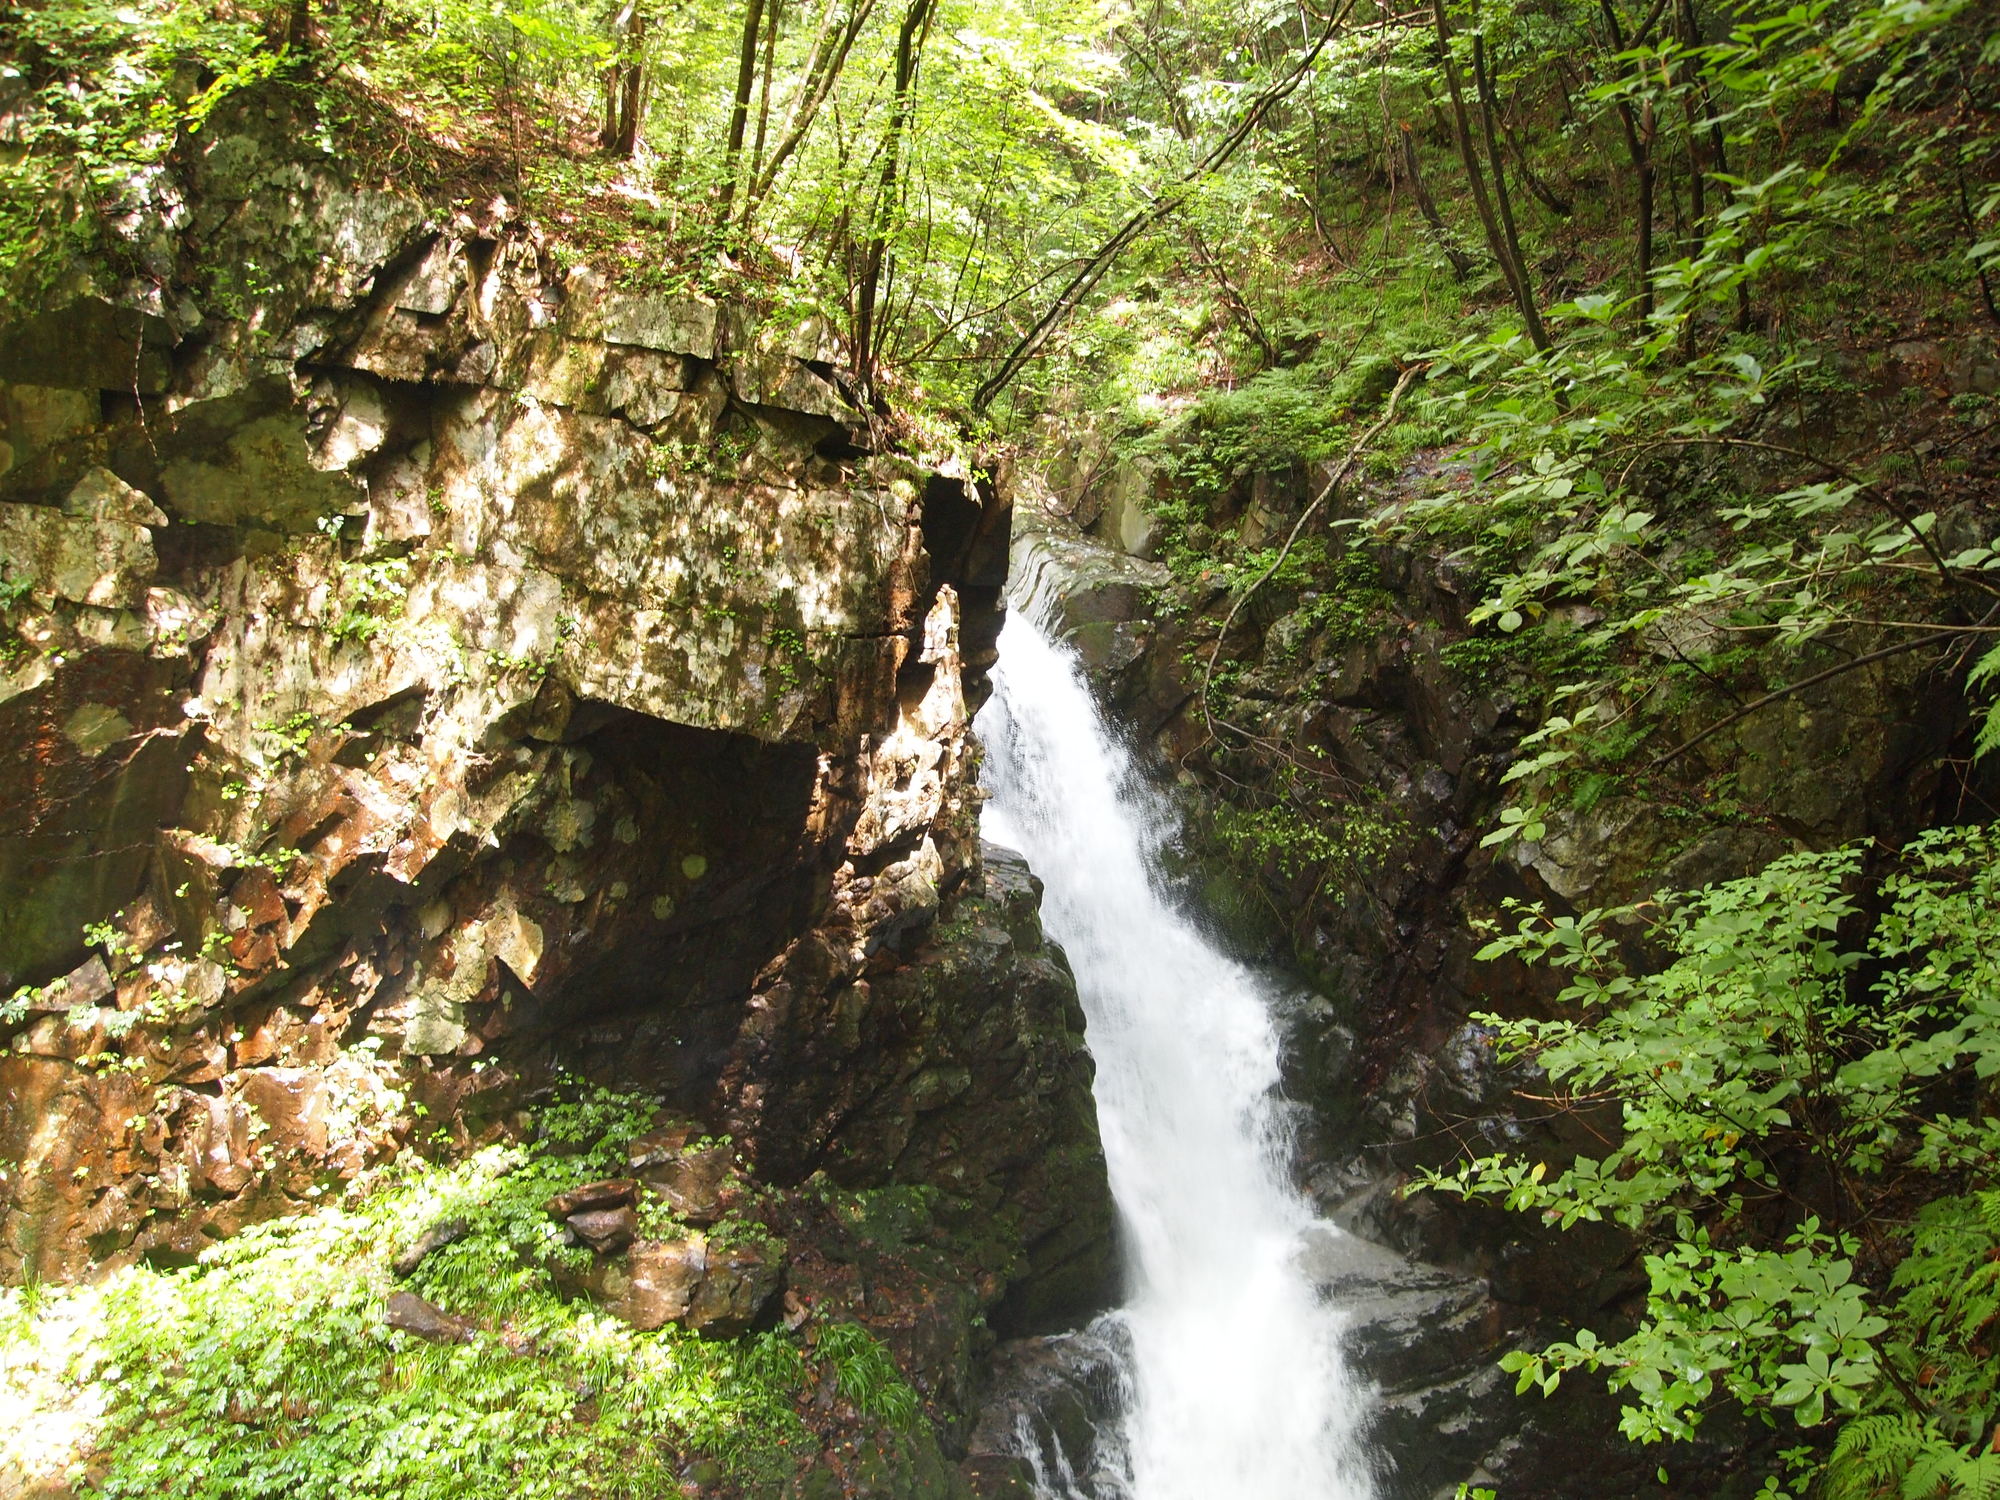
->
xmin=975 ymin=609 xmax=1379 ymax=1500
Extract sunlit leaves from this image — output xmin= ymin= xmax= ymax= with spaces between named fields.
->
xmin=0 ymin=1086 xmax=832 ymax=1499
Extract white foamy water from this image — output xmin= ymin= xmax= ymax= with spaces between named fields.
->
xmin=976 ymin=610 xmax=1377 ymax=1500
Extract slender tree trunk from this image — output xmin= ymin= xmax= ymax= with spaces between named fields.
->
xmin=599 ymin=1 xmax=647 ymax=155
xmin=1597 ymin=0 xmax=1655 ymax=318
xmin=279 ymin=0 xmax=314 ymax=52
xmin=615 ymin=13 xmax=646 ymax=156
xmin=1124 ymin=26 xmax=1194 ymax=138
xmin=852 ymin=0 xmax=933 ymax=395
xmin=1956 ymin=155 xmax=2000 ymax=329
xmin=716 ymin=0 xmax=770 ymax=220
xmin=1678 ymin=0 xmax=1752 ymax=332
xmin=1183 ymin=217 xmax=1275 ymax=365
xmin=1501 ymin=106 xmax=1571 ymax=216
xmin=1399 ymin=125 xmax=1476 ymax=280
xmin=1468 ymin=1 xmax=1537 ymax=304
xmin=747 ymin=0 xmax=879 ymax=209
xmin=749 ymin=0 xmax=782 ymax=187
xmin=766 ymin=0 xmax=844 ymax=164
xmin=1675 ymin=0 xmax=1705 ymax=246
xmin=972 ymin=0 xmax=1357 ymax=413
xmin=1431 ymin=0 xmax=1550 ymax=350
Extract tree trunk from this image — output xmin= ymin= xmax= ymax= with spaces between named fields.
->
xmin=1597 ymin=0 xmax=1655 ymax=318
xmin=1183 ymin=217 xmax=1275 ymax=365
xmin=972 ymin=0 xmax=1356 ymax=414
xmin=1430 ymin=0 xmax=1551 ymax=351
xmin=1677 ymin=0 xmax=1752 ymax=332
xmin=1468 ymin=1 xmax=1538 ymax=308
xmin=1500 ymin=107 xmax=1571 ymax=216
xmin=598 ymin=1 xmax=646 ymax=157
xmin=1399 ymin=125 xmax=1476 ymax=280
xmin=749 ymin=0 xmax=783 ymax=189
xmin=746 ymin=0 xmax=879 ymax=210
xmin=851 ymin=0 xmax=933 ymax=396
xmin=716 ymin=0 xmax=770 ymax=220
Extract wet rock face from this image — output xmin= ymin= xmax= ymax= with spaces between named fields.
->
xmin=966 ymin=1322 xmax=1132 ymax=1498
xmin=0 ymin=83 xmax=1103 ymax=1375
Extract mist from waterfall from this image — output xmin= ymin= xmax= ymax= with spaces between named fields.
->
xmin=975 ymin=610 xmax=1378 ymax=1500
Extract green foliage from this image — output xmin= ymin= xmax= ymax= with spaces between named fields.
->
xmin=1150 ymin=366 xmax=1357 ymax=497
xmin=812 ymin=1322 xmax=921 ymax=1429
xmin=329 ymin=554 xmax=412 ymax=645
xmin=1820 ymin=1193 xmax=2000 ymax=1499
xmin=255 ymin=710 xmax=325 ymax=764
xmin=1968 ymin=643 xmax=2000 ymax=759
xmin=1414 ymin=823 xmax=2000 ymax=1489
xmin=0 ymin=1084 xmax=816 ymax=1498
xmin=0 ymin=0 xmax=281 ymax=293
xmin=1213 ymin=791 xmax=1404 ymax=890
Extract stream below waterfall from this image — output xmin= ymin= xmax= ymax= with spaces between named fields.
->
xmin=975 ymin=611 xmax=1380 ymax=1500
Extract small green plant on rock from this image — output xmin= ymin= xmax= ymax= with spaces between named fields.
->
xmin=1213 ymin=793 xmax=1404 ymax=890
xmin=329 ymin=555 xmax=412 ymax=645
xmin=767 ymin=626 xmax=810 ymax=690
xmin=812 ymin=1322 xmax=920 ymax=1429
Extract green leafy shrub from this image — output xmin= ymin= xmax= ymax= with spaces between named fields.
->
xmin=0 ymin=0 xmax=280 ymax=293
xmin=1413 ymin=823 xmax=2000 ymax=1494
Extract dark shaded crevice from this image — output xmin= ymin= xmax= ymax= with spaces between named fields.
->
xmin=491 ymin=708 xmax=842 ymax=1107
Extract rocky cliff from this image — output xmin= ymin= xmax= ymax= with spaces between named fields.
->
xmin=0 ymin=88 xmax=1113 ymax=1492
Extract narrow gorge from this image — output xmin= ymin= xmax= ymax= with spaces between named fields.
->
xmin=4 ymin=4 xmax=2000 ymax=1498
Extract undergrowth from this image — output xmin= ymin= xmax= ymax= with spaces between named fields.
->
xmin=0 ymin=1084 xmax=915 ymax=1499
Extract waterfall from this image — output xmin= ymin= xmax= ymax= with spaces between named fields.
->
xmin=975 ymin=610 xmax=1379 ymax=1500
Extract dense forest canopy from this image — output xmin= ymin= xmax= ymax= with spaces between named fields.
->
xmin=5 ymin=0 xmax=2000 ymax=1492
xmin=7 ymin=0 xmax=1988 ymax=423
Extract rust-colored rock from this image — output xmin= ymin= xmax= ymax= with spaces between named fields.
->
xmin=191 ymin=1094 xmax=255 ymax=1195
xmin=604 ymin=1237 xmax=707 ymax=1331
xmin=636 ymin=1145 xmax=735 ymax=1226
xmin=237 ymin=1069 xmax=330 ymax=1160
xmin=624 ymin=1122 xmax=697 ymax=1169
xmin=393 ymin=1217 xmax=470 ymax=1278
xmin=565 ymin=1205 xmax=638 ymax=1255
xmin=685 ymin=1238 xmax=783 ymax=1337
xmin=544 ymin=1178 xmax=637 ymax=1219
xmin=386 ymin=1291 xmax=473 ymax=1343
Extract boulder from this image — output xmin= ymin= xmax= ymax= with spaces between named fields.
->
xmin=625 ymin=1122 xmax=697 ymax=1170
xmin=0 ymin=503 xmax=156 ymax=607
xmin=392 ymin=1216 xmax=470 ymax=1278
xmin=604 ymin=1237 xmax=707 ymax=1331
xmin=685 ymin=1237 xmax=783 ymax=1336
xmin=581 ymin=290 xmax=723 ymax=359
xmin=966 ymin=1324 xmax=1130 ymax=1492
xmin=62 ymin=467 xmax=167 ymax=527
xmin=385 ymin=1290 xmax=474 ymax=1343
xmin=545 ymin=1178 xmax=638 ymax=1218
xmin=191 ymin=1094 xmax=255 ymax=1196
xmin=565 ymin=1205 xmax=638 ymax=1255
xmin=636 ymin=1143 xmax=735 ymax=1226
xmin=237 ymin=1068 xmax=330 ymax=1160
